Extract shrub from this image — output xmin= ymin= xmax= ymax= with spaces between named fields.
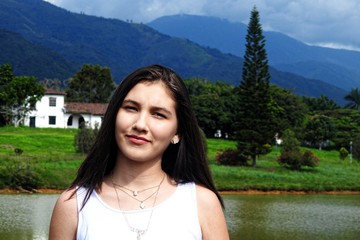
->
xmin=0 ymin=159 xmax=42 ymax=190
xmin=278 ymin=129 xmax=320 ymax=170
xmin=280 ymin=129 xmax=300 ymax=153
xmin=259 ymin=143 xmax=272 ymax=155
xmin=74 ymin=123 xmax=99 ymax=154
xmin=302 ymin=150 xmax=320 ymax=167
xmin=339 ymin=147 xmax=349 ymax=160
xmin=278 ymin=149 xmax=303 ymax=170
xmin=216 ymin=148 xmax=249 ymax=166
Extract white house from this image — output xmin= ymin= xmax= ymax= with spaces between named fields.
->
xmin=24 ymin=89 xmax=108 ymax=129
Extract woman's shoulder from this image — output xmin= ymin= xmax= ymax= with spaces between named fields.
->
xmin=53 ymin=188 xmax=78 ymax=216
xmin=195 ymin=184 xmax=220 ymax=207
xmin=195 ymin=184 xmax=230 ymax=240
xmin=49 ymin=188 xmax=78 ymax=239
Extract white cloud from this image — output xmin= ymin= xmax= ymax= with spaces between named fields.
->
xmin=312 ymin=42 xmax=360 ymax=52
xmin=44 ymin=0 xmax=360 ymax=51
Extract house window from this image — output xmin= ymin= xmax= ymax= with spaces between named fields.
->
xmin=49 ymin=97 xmax=57 ymax=107
xmin=49 ymin=116 xmax=56 ymax=125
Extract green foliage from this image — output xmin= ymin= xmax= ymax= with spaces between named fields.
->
xmin=302 ymin=150 xmax=320 ymax=167
xmin=339 ymin=147 xmax=349 ymax=160
xmin=317 ymin=109 xmax=360 ymax=149
xmin=278 ymin=149 xmax=303 ymax=170
xmin=344 ymin=87 xmax=360 ymax=110
xmin=259 ymin=143 xmax=273 ymax=155
xmin=303 ymin=95 xmax=340 ymax=112
xmin=303 ymin=114 xmax=336 ymax=149
xmin=184 ymin=78 xmax=237 ymax=137
xmin=270 ymin=85 xmax=307 ymax=134
xmin=74 ymin=124 xmax=99 ymax=154
xmin=279 ymin=129 xmax=320 ymax=170
xmin=280 ymin=129 xmax=301 ymax=153
xmin=351 ymin=135 xmax=360 ymax=162
xmin=0 ymin=158 xmax=42 ymax=190
xmin=235 ymin=7 xmax=275 ymax=167
xmin=66 ymin=64 xmax=116 ymax=103
xmin=0 ymin=64 xmax=44 ymax=126
xmin=215 ymin=148 xmax=250 ymax=166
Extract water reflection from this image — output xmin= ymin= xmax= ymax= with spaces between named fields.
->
xmin=0 ymin=194 xmax=58 ymax=240
xmin=0 ymin=194 xmax=359 ymax=240
xmin=223 ymin=194 xmax=360 ymax=240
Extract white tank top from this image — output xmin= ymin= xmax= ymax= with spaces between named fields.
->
xmin=76 ymin=182 xmax=202 ymax=240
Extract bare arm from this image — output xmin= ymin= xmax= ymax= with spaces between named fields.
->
xmin=196 ymin=185 xmax=229 ymax=240
xmin=49 ymin=189 xmax=78 ymax=240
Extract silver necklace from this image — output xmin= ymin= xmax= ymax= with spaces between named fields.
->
xmin=112 ymin=173 xmax=165 ymax=240
xmin=115 ymin=186 xmax=158 ymax=209
xmin=112 ymin=183 xmax=159 ymax=197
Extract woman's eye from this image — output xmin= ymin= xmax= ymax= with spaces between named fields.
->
xmin=124 ymin=106 xmax=137 ymax=111
xmin=153 ymin=112 xmax=166 ymax=119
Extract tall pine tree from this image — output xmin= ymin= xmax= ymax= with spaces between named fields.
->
xmin=235 ymin=6 xmax=275 ymax=167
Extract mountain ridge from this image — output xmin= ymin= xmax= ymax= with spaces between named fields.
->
xmin=0 ymin=0 xmax=348 ymax=104
xmin=148 ymin=14 xmax=360 ymax=91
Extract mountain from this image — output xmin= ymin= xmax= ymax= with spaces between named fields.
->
xmin=148 ymin=14 xmax=360 ymax=91
xmin=0 ymin=29 xmax=75 ymax=79
xmin=0 ymin=0 xmax=244 ymax=83
xmin=0 ymin=0 xmax=348 ymax=104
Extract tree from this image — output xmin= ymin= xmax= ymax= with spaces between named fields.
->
xmin=39 ymin=78 xmax=65 ymax=91
xmin=235 ymin=6 xmax=275 ymax=167
xmin=184 ymin=78 xmax=238 ymax=137
xmin=270 ymin=85 xmax=307 ymax=134
xmin=344 ymin=88 xmax=360 ymax=110
xmin=66 ymin=64 xmax=116 ymax=103
xmin=303 ymin=114 xmax=335 ymax=150
xmin=303 ymin=95 xmax=340 ymax=112
xmin=0 ymin=64 xmax=44 ymax=127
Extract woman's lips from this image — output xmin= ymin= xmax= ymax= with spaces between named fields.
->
xmin=126 ymin=135 xmax=150 ymax=145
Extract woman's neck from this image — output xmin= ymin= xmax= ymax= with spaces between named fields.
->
xmin=111 ymin=159 xmax=165 ymax=189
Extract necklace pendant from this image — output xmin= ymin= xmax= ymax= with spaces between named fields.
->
xmin=133 ymin=190 xmax=138 ymax=196
xmin=136 ymin=229 xmax=145 ymax=240
xmin=140 ymin=202 xmax=145 ymax=209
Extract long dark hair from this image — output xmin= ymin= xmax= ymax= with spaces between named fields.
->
xmin=70 ymin=64 xmax=223 ymax=208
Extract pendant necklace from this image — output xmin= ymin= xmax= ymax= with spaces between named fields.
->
xmin=115 ymin=186 xmax=158 ymax=209
xmin=112 ymin=183 xmax=159 ymax=197
xmin=112 ymin=173 xmax=165 ymax=240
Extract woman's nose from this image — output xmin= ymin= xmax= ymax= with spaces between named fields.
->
xmin=132 ymin=113 xmax=148 ymax=132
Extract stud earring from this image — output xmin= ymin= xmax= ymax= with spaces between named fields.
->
xmin=171 ymin=136 xmax=179 ymax=144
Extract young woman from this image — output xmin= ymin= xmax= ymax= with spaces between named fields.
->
xmin=49 ymin=64 xmax=229 ymax=240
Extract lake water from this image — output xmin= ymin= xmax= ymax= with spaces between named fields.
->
xmin=0 ymin=193 xmax=359 ymax=240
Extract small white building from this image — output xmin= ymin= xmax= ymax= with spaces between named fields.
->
xmin=24 ymin=89 xmax=108 ymax=129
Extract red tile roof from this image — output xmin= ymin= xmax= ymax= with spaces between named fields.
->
xmin=65 ymin=102 xmax=108 ymax=115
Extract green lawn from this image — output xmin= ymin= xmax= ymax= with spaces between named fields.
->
xmin=0 ymin=126 xmax=359 ymax=191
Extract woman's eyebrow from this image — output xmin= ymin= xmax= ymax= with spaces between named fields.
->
xmin=122 ymin=99 xmax=138 ymax=105
xmin=123 ymin=99 xmax=173 ymax=115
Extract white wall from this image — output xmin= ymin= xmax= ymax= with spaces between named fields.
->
xmin=25 ymin=94 xmax=66 ymax=128
xmin=24 ymin=94 xmax=103 ymax=129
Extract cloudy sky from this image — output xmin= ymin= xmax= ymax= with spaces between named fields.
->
xmin=45 ymin=0 xmax=360 ymax=51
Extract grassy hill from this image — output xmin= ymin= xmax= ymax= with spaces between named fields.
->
xmin=0 ymin=127 xmax=359 ymax=192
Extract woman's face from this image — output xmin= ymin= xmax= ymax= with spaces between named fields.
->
xmin=115 ymin=81 xmax=179 ymax=163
